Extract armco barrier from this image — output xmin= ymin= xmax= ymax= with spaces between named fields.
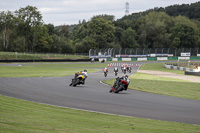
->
xmin=185 ymin=71 xmax=200 ymax=76
xmin=165 ymin=64 xmax=199 ymax=73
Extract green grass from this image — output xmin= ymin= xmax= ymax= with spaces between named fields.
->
xmin=104 ymin=63 xmax=200 ymax=100
xmin=130 ymin=73 xmax=200 ymax=100
xmin=140 ymin=63 xmax=184 ymax=74
xmin=1 ymin=95 xmax=200 ymax=133
xmin=1 ymin=62 xmax=200 ymax=132
xmin=0 ymin=63 xmax=102 ymax=77
xmin=0 ymin=52 xmax=89 ymax=60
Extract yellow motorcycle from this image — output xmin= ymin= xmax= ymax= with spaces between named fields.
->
xmin=69 ymin=71 xmax=87 ymax=87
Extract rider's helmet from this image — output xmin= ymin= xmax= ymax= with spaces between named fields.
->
xmin=84 ymin=69 xmax=87 ymax=72
xmin=125 ymin=75 xmax=128 ymax=79
xmin=105 ymin=67 xmax=107 ymax=69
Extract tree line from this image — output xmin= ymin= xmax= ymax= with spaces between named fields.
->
xmin=0 ymin=2 xmax=200 ymax=54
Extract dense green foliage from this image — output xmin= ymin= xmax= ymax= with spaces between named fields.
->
xmin=1 ymin=2 xmax=200 ymax=53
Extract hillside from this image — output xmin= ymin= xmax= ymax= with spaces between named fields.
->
xmin=121 ymin=1 xmax=200 ymax=21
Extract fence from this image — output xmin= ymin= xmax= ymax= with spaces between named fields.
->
xmin=89 ymin=48 xmax=200 ymax=58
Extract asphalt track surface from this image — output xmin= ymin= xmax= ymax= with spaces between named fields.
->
xmin=0 ymin=62 xmax=200 ymax=125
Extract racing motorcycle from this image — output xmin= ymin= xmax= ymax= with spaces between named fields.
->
xmin=121 ymin=67 xmax=126 ymax=74
xmin=104 ymin=71 xmax=108 ymax=77
xmin=127 ymin=66 xmax=131 ymax=73
xmin=91 ymin=58 xmax=94 ymax=63
xmin=110 ymin=76 xmax=130 ymax=93
xmin=103 ymin=68 xmax=108 ymax=77
xmin=69 ymin=74 xmax=87 ymax=87
xmin=114 ymin=68 xmax=118 ymax=76
xmin=114 ymin=71 xmax=118 ymax=76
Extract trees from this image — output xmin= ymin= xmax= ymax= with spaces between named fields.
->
xmin=88 ymin=16 xmax=115 ymax=47
xmin=1 ymin=3 xmax=200 ymax=54
xmin=137 ymin=12 xmax=173 ymax=48
xmin=72 ymin=15 xmax=116 ymax=52
xmin=121 ymin=27 xmax=139 ymax=48
xmin=0 ymin=11 xmax=15 ymax=51
xmin=170 ymin=24 xmax=198 ymax=48
xmin=15 ymin=6 xmax=43 ymax=52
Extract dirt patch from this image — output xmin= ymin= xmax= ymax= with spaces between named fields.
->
xmin=137 ymin=70 xmax=200 ymax=83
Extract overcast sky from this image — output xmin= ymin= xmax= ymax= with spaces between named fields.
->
xmin=0 ymin=0 xmax=199 ymax=26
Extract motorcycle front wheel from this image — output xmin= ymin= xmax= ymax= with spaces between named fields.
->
xmin=73 ymin=79 xmax=80 ymax=87
xmin=114 ymin=85 xmax=124 ymax=93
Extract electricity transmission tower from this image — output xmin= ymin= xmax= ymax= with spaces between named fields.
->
xmin=125 ymin=2 xmax=129 ymax=15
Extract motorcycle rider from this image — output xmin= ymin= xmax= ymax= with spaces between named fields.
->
xmin=126 ymin=66 xmax=131 ymax=73
xmin=81 ymin=69 xmax=88 ymax=84
xmin=91 ymin=58 xmax=94 ymax=63
xmin=103 ymin=67 xmax=108 ymax=73
xmin=101 ymin=59 xmax=105 ymax=63
xmin=121 ymin=66 xmax=126 ymax=74
xmin=114 ymin=67 xmax=118 ymax=76
xmin=70 ymin=70 xmax=88 ymax=86
xmin=103 ymin=67 xmax=108 ymax=77
xmin=110 ymin=75 xmax=129 ymax=92
xmin=114 ymin=67 xmax=118 ymax=72
xmin=124 ymin=75 xmax=130 ymax=90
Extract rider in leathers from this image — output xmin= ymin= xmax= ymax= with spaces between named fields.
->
xmin=70 ymin=70 xmax=88 ymax=86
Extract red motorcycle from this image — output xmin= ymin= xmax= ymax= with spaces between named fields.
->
xmin=110 ymin=76 xmax=129 ymax=93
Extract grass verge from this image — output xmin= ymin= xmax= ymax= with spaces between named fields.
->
xmin=104 ymin=62 xmax=200 ymax=100
xmin=0 ymin=52 xmax=89 ymax=60
xmin=1 ymin=62 xmax=200 ymax=132
xmin=103 ymin=73 xmax=200 ymax=100
xmin=140 ymin=63 xmax=184 ymax=74
xmin=0 ymin=64 xmax=102 ymax=77
xmin=1 ymin=95 xmax=200 ymax=133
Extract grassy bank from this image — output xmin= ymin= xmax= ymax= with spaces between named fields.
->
xmin=0 ymin=52 xmax=88 ymax=60
xmin=0 ymin=63 xmax=103 ymax=77
xmin=1 ymin=95 xmax=200 ymax=133
xmin=104 ymin=72 xmax=200 ymax=100
xmin=104 ymin=63 xmax=200 ymax=100
xmin=1 ymin=62 xmax=200 ymax=132
xmin=141 ymin=63 xmax=184 ymax=74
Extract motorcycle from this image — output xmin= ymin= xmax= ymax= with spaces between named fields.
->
xmin=69 ymin=74 xmax=86 ymax=87
xmin=104 ymin=71 xmax=108 ymax=77
xmin=91 ymin=58 xmax=94 ymax=63
xmin=114 ymin=71 xmax=118 ymax=76
xmin=121 ymin=67 xmax=126 ymax=74
xmin=101 ymin=59 xmax=105 ymax=63
xmin=127 ymin=66 xmax=131 ymax=73
xmin=110 ymin=76 xmax=130 ymax=93
xmin=114 ymin=68 xmax=118 ymax=76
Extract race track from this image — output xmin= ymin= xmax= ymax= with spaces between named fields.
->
xmin=0 ymin=62 xmax=200 ymax=125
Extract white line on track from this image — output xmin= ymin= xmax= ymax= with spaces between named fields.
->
xmin=99 ymin=81 xmax=110 ymax=86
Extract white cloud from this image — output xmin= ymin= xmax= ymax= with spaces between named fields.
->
xmin=0 ymin=0 xmax=199 ymax=26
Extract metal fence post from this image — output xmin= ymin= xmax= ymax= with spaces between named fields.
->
xmin=143 ymin=48 xmax=145 ymax=55
xmin=168 ymin=48 xmax=170 ymax=54
xmin=119 ymin=48 xmax=122 ymax=55
xmin=89 ymin=49 xmax=92 ymax=58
